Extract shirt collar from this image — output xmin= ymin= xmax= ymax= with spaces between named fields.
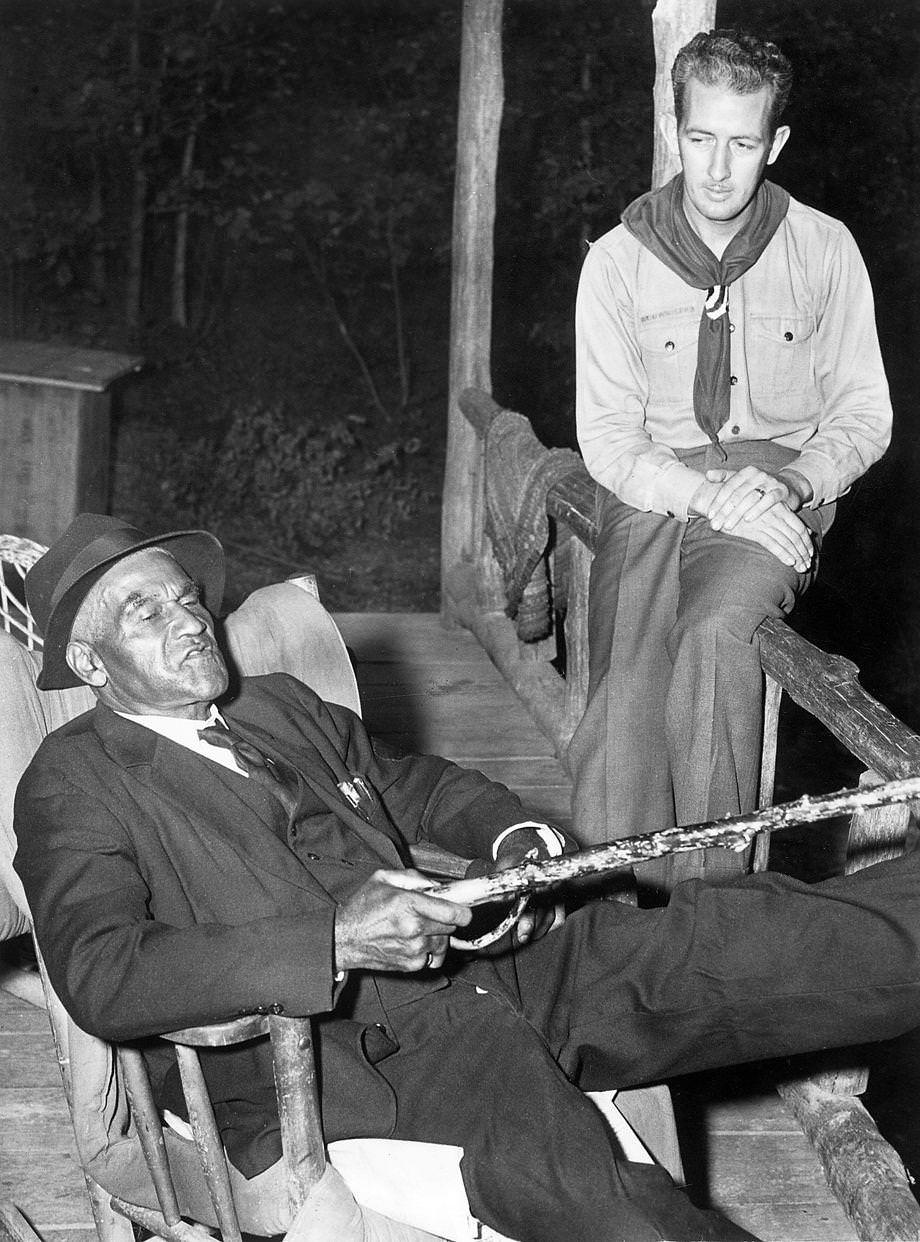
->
xmin=114 ymin=704 xmax=245 ymax=773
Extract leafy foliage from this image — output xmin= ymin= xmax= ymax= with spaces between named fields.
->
xmin=0 ymin=0 xmax=916 ymax=627
xmin=116 ymin=397 xmax=432 ymax=560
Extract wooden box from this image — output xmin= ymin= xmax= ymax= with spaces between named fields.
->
xmin=0 ymin=341 xmax=142 ymax=545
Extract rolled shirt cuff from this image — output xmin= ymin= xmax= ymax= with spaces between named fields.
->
xmin=491 ymin=821 xmax=565 ymax=860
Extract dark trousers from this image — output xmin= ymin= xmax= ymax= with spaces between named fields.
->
xmin=376 ymin=852 xmax=920 ymax=1241
xmin=568 ymin=442 xmax=832 ymax=887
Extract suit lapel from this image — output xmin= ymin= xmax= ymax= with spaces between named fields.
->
xmin=222 ymin=710 xmax=408 ymax=866
xmin=92 ymin=707 xmax=337 ymax=900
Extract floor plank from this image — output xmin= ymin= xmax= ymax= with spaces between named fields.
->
xmin=0 ymin=1038 xmax=61 ymax=1089
xmin=0 ymin=1155 xmax=92 ymax=1232
xmin=0 ymin=1089 xmax=84 ymax=1152
xmin=0 ymin=987 xmax=47 ymax=1033
xmin=721 ymin=1201 xmax=860 ymax=1242
xmin=0 ymin=987 xmax=94 ymax=1239
xmin=334 ymin=612 xmax=485 ymax=663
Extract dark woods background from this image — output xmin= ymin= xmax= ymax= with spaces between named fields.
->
xmin=1 ymin=0 xmax=917 ymax=719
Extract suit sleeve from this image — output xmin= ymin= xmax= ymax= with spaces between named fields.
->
xmin=284 ymin=677 xmax=576 ymax=860
xmin=14 ymin=744 xmax=345 ymax=1042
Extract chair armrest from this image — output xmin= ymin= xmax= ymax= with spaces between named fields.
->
xmin=160 ymin=1014 xmax=270 ymax=1047
xmin=408 ymin=842 xmax=472 ymax=880
xmin=157 ymin=1012 xmax=325 ymax=1220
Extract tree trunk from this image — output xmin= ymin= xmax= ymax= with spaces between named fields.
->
xmin=89 ymin=161 xmax=107 ymax=301
xmin=171 ymin=129 xmax=196 ymax=328
xmin=579 ymin=50 xmax=593 ymax=253
xmin=387 ymin=206 xmax=410 ymax=411
xmin=440 ymin=0 xmax=504 ymax=620
xmin=124 ymin=0 xmax=146 ymax=337
xmin=651 ymin=0 xmax=717 ymax=187
xmin=171 ymin=0 xmax=224 ymax=328
xmin=303 ymin=244 xmax=389 ymax=420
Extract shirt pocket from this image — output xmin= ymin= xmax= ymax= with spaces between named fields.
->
xmin=747 ymin=314 xmax=815 ymax=398
xmin=637 ymin=313 xmax=699 ymax=407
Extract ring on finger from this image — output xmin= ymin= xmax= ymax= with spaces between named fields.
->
xmin=424 ymin=951 xmax=434 ymax=968
xmin=753 ymin=487 xmax=766 ymax=498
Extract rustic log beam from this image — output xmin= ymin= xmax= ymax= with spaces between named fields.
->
xmin=457 ymin=385 xmax=501 ymax=436
xmin=778 ymin=1080 xmax=920 ymax=1242
xmin=807 ymin=771 xmax=915 ymax=1100
xmin=548 ymin=472 xmax=599 ymax=549
xmin=444 ymin=560 xmax=572 ymax=750
xmin=441 ymin=2 xmax=504 ymax=618
xmin=757 ymin=616 xmax=920 ymax=781
xmin=651 ymin=0 xmax=717 ymax=187
xmin=0 ymin=1204 xmax=43 ymax=1242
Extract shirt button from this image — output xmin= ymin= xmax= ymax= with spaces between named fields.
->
xmin=305 ymin=852 xmax=320 ymax=861
xmin=731 ymin=425 xmax=740 ymax=435
xmin=664 ymin=340 xmax=675 ymax=352
xmin=784 ymin=331 xmax=794 ymax=341
xmin=730 ymin=375 xmax=738 ymax=386
xmin=729 ymin=323 xmax=735 ymax=333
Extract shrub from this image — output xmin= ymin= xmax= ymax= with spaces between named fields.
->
xmin=128 ymin=400 xmax=431 ymax=559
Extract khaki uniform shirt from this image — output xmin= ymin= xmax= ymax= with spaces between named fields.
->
xmin=576 ymin=194 xmax=892 ymax=520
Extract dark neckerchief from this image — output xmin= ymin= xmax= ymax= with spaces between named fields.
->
xmin=621 ymin=173 xmax=790 ymax=446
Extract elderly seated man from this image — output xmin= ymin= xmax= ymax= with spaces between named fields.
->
xmin=14 ymin=514 xmax=920 ymax=1242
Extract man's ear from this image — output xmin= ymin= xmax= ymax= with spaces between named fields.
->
xmin=767 ymin=124 xmax=791 ymax=165
xmin=66 ymin=640 xmax=108 ymax=688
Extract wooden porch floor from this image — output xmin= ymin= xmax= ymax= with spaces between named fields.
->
xmin=0 ymin=612 xmax=858 ymax=1241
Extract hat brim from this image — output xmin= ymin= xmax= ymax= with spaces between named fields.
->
xmin=37 ymin=529 xmax=226 ymax=691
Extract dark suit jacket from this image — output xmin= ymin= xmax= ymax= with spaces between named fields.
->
xmin=14 ymin=672 xmax=538 ymax=1173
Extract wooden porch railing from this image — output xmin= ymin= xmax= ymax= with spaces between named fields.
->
xmin=445 ymin=385 xmax=920 ymax=1242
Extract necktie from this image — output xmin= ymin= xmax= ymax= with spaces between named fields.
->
xmin=198 ymin=721 xmax=299 ymax=820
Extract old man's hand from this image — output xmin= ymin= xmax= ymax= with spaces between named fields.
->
xmin=334 ymin=869 xmax=472 ymax=974
xmin=461 ymin=829 xmax=563 ymax=952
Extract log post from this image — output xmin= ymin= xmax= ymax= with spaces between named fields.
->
xmin=651 ymin=0 xmax=717 ymax=187
xmin=441 ymin=0 xmax=504 ymax=622
xmin=806 ymin=769 xmax=914 ymax=1099
xmin=777 ymin=1080 xmax=920 ymax=1241
xmin=752 ymin=673 xmax=783 ymax=871
xmin=561 ymin=536 xmax=593 ymax=742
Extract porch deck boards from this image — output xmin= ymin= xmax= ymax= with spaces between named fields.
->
xmin=0 ymin=612 xmax=858 ymax=1241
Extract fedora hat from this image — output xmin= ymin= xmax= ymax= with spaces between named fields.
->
xmin=25 ymin=513 xmax=226 ymax=691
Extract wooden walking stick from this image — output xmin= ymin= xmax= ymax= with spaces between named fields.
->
xmin=432 ymin=775 xmax=920 ymax=910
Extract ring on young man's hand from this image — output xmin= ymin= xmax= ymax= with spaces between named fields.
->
xmin=753 ymin=487 xmax=766 ymax=497
xmin=424 ymin=952 xmax=434 ymax=968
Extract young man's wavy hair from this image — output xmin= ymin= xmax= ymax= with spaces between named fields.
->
xmin=672 ymin=29 xmax=793 ymax=137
